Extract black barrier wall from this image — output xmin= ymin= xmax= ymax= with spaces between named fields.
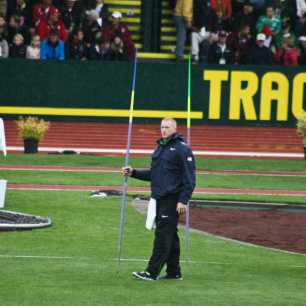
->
xmin=0 ymin=59 xmax=305 ymax=126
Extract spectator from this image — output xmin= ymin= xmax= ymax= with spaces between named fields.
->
xmin=9 ymin=33 xmax=26 ymax=58
xmin=249 ymin=0 xmax=265 ymax=13
xmin=93 ymin=0 xmax=109 ymax=27
xmin=60 ymin=0 xmax=82 ymax=33
xmin=101 ymin=11 xmax=135 ymax=60
xmin=233 ymin=1 xmax=257 ymax=31
xmin=280 ymin=18 xmax=298 ymax=47
xmin=0 ymin=32 xmax=8 ymax=58
xmin=173 ymin=0 xmax=193 ymax=61
xmin=83 ymin=9 xmax=102 ymax=46
xmin=37 ymin=7 xmax=68 ymax=42
xmin=227 ymin=23 xmax=254 ymax=64
xmin=207 ymin=30 xmax=234 ymax=64
xmin=295 ymin=12 xmax=306 ymax=36
xmin=211 ymin=0 xmax=232 ymax=19
xmin=109 ymin=36 xmax=128 ymax=61
xmin=7 ymin=0 xmax=31 ymax=27
xmin=66 ymin=28 xmax=88 ymax=59
xmin=7 ymin=15 xmax=27 ymax=44
xmin=298 ymin=35 xmax=306 ymax=64
xmin=33 ymin=0 xmax=57 ymax=28
xmin=26 ymin=34 xmax=40 ymax=59
xmin=274 ymin=37 xmax=299 ymax=66
xmin=40 ymin=30 xmax=65 ymax=60
xmin=0 ymin=0 xmax=6 ymax=17
xmin=296 ymin=0 xmax=306 ymax=18
xmin=212 ymin=8 xmax=232 ymax=33
xmin=0 ymin=13 xmax=7 ymax=39
xmin=191 ymin=0 xmax=213 ymax=63
xmin=248 ymin=33 xmax=273 ymax=64
xmin=256 ymin=6 xmax=281 ymax=47
xmin=88 ymin=37 xmax=112 ymax=60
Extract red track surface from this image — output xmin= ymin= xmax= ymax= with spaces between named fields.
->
xmin=8 ymin=184 xmax=306 ymax=196
xmin=4 ymin=120 xmax=304 ymax=157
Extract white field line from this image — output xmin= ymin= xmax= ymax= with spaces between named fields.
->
xmin=0 ymin=254 xmax=72 ymax=259
xmin=2 ymin=166 xmax=306 ymax=178
xmin=1 ymin=255 xmax=304 ymax=269
xmin=0 ymin=167 xmax=121 ymax=173
xmin=7 ymin=146 xmax=304 ymax=159
xmin=6 ymin=186 xmax=306 ymax=197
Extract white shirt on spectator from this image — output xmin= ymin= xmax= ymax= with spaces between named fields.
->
xmin=0 ymin=40 xmax=9 ymax=58
xmin=26 ymin=46 xmax=40 ymax=60
xmin=297 ymin=0 xmax=306 ymax=17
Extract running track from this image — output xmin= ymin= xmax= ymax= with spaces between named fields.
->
xmin=3 ymin=120 xmax=304 ymax=159
xmin=3 ymin=165 xmax=306 ymax=197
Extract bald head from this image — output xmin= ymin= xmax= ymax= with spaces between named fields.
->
xmin=161 ymin=118 xmax=177 ymax=139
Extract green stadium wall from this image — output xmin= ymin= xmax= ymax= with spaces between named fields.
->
xmin=0 ymin=59 xmax=305 ymax=126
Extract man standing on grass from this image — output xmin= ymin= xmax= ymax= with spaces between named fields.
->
xmin=123 ymin=118 xmax=196 ymax=281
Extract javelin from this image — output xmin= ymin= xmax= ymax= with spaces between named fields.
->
xmin=185 ymin=54 xmax=192 ymax=263
xmin=117 ymin=50 xmax=138 ymax=268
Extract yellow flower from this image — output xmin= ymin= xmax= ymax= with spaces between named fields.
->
xmin=16 ymin=116 xmax=50 ymax=141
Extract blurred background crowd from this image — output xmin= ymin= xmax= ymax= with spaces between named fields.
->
xmin=0 ymin=0 xmax=305 ymax=66
xmin=0 ymin=0 xmax=135 ymax=60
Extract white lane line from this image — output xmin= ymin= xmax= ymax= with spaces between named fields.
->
xmin=0 ymin=254 xmax=72 ymax=259
xmin=7 ymin=146 xmax=304 ymax=159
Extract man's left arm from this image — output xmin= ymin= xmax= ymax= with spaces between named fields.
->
xmin=178 ymin=146 xmax=196 ymax=205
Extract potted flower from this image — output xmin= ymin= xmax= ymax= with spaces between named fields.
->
xmin=16 ymin=116 xmax=50 ymax=153
xmin=297 ymin=114 xmax=306 ymax=159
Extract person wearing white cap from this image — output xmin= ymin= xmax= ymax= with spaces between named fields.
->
xmin=248 ymin=33 xmax=273 ymax=65
xmin=101 ymin=10 xmax=135 ymax=60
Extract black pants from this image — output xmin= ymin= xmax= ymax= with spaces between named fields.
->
xmin=146 ymin=194 xmax=181 ymax=278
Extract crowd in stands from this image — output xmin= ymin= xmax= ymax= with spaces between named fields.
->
xmin=0 ymin=0 xmax=306 ymax=66
xmin=175 ymin=0 xmax=306 ymax=66
xmin=0 ymin=0 xmax=135 ymax=61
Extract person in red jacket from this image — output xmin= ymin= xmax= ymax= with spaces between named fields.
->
xmin=211 ymin=0 xmax=232 ymax=18
xmin=33 ymin=0 xmax=57 ymax=27
xmin=101 ymin=11 xmax=135 ymax=60
xmin=37 ymin=7 xmax=68 ymax=42
xmin=274 ymin=37 xmax=299 ymax=66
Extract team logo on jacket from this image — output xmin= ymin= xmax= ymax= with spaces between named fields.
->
xmin=170 ymin=147 xmax=176 ymax=151
xmin=187 ymin=157 xmax=193 ymax=161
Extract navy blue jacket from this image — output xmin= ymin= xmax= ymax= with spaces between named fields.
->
xmin=131 ymin=134 xmax=196 ymax=204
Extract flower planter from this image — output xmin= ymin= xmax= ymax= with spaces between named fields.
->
xmin=24 ymin=138 xmax=39 ymax=154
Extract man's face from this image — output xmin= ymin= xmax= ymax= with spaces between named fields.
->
xmin=49 ymin=34 xmax=58 ymax=44
xmin=43 ymin=0 xmax=52 ymax=6
xmin=65 ymin=1 xmax=75 ymax=9
xmin=161 ymin=120 xmax=177 ymax=139
xmin=50 ymin=13 xmax=59 ymax=23
xmin=266 ymin=7 xmax=274 ymax=18
xmin=112 ymin=17 xmax=121 ymax=26
xmin=257 ymin=39 xmax=264 ymax=47
xmin=218 ymin=35 xmax=227 ymax=44
xmin=0 ymin=17 xmax=5 ymax=27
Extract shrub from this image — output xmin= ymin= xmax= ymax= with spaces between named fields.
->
xmin=16 ymin=116 xmax=50 ymax=141
xmin=297 ymin=114 xmax=306 ymax=146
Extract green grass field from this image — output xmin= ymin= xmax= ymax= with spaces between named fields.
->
xmin=1 ymin=154 xmax=306 ymax=305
